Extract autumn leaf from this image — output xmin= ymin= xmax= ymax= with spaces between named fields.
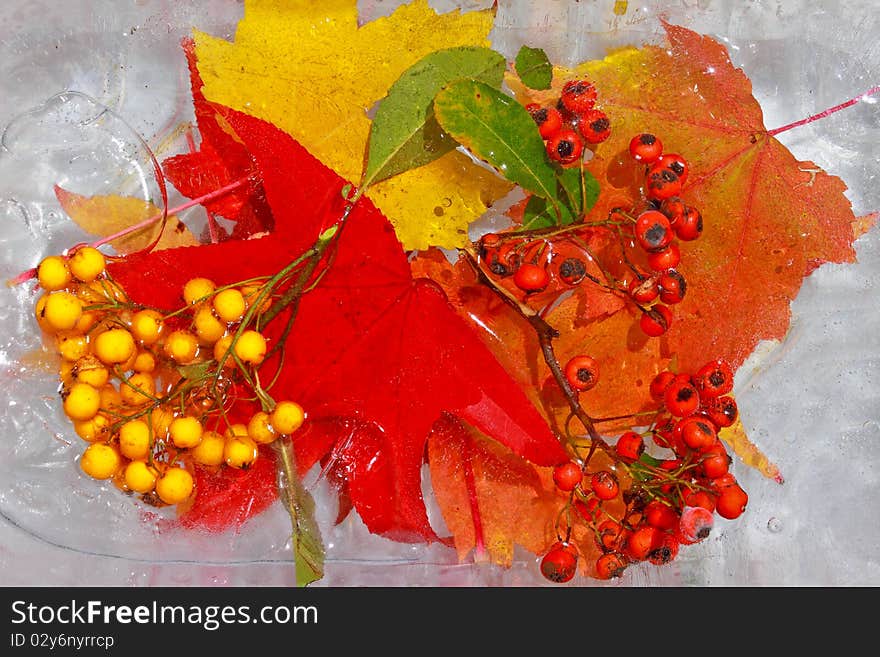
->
xmin=427 ymin=413 xmax=626 ymax=571
xmin=508 ymin=22 xmax=860 ymax=374
xmin=54 ymin=186 xmax=197 ymax=253
xmin=191 ymin=0 xmax=513 ymax=250
xmin=107 ymin=108 xmax=567 ymax=541
xmin=161 ymin=39 xmax=273 ymax=239
xmin=720 ymin=417 xmax=783 ymax=484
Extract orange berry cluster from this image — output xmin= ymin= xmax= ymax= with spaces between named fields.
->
xmin=33 ymin=247 xmax=306 ymax=510
xmin=527 ymin=78 xmax=611 ymax=165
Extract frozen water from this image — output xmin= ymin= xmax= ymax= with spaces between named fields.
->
xmin=0 ymin=0 xmax=877 ymax=586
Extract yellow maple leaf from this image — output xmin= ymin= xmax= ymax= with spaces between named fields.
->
xmin=192 ymin=0 xmax=512 ymax=251
xmin=55 ymin=187 xmax=198 ymax=254
xmin=720 ymin=417 xmax=784 ymax=483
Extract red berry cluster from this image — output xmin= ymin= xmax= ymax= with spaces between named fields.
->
xmin=527 ymin=78 xmax=611 ymax=165
xmin=479 ymin=232 xmax=595 ymax=297
xmin=624 ymin=133 xmax=704 ymax=338
xmin=539 ymin=357 xmax=747 ymax=583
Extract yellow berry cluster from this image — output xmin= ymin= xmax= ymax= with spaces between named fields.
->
xmin=34 ymin=248 xmax=307 ymax=511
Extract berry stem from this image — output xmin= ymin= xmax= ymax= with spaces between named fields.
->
xmin=461 ymin=247 xmax=607 ymax=455
xmin=767 ymin=84 xmax=880 ymax=136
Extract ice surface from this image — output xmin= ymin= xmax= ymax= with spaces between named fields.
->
xmin=0 ymin=0 xmax=877 ymax=586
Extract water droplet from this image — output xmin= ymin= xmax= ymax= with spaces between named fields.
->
xmin=767 ymin=517 xmax=783 ymax=533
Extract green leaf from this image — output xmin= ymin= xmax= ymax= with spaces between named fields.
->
xmin=514 ymin=45 xmax=553 ymax=90
xmin=557 ymin=166 xmax=600 ymax=218
xmin=518 ymin=167 xmax=601 ymax=232
xmin=274 ymin=440 xmax=325 ymax=587
xmin=362 ymin=46 xmax=506 ymax=188
xmin=520 ymin=195 xmax=557 ymax=231
xmin=434 ymin=79 xmax=560 ymax=203
xmin=176 ymin=362 xmax=213 ymax=381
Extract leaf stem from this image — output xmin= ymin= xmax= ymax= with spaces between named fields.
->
xmin=767 ymin=84 xmax=880 ymax=136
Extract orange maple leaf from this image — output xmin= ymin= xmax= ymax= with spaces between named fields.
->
xmin=508 ymin=22 xmax=861 ymax=374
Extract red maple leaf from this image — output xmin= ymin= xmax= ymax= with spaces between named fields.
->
xmin=108 ymin=108 xmax=567 ymax=542
xmin=161 ymin=39 xmax=273 ymax=239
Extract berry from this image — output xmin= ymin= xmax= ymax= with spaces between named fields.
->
xmin=234 ymin=330 xmax=268 ymax=365
xmin=130 ymin=310 xmax=164 ymax=346
xmin=527 ymin=104 xmax=563 ymax=140
xmin=646 ymin=242 xmax=681 ymax=271
xmin=270 ymin=401 xmax=306 ymax=435
xmin=119 ymin=372 xmax=156 ymax=407
xmin=577 ymin=109 xmax=611 ymax=144
xmin=648 ymin=533 xmax=680 ymax=565
xmin=79 ymin=443 xmax=122 ymax=480
xmin=37 ymin=256 xmax=72 ymax=291
xmin=624 ymin=525 xmax=661 ymax=561
xmin=224 ymin=434 xmax=259 ymax=470
xmin=72 ymin=413 xmax=111 ymax=443
xmin=704 ymin=395 xmax=738 ymax=428
xmin=193 ymin=306 xmax=227 ymax=344
xmin=546 ymin=129 xmax=583 ymax=164
xmin=678 ymin=505 xmax=715 ymax=543
xmin=155 ymin=467 xmax=194 ymax=505
xmin=716 ymin=485 xmax=748 ymax=519
xmin=557 ymin=257 xmax=587 ymax=285
xmin=659 ymin=196 xmax=687 ymax=224
xmin=657 ymin=153 xmax=689 ymax=185
xmin=540 ymin=542 xmax=579 ymax=583
xmin=68 ymin=247 xmax=106 ymax=283
xmin=57 ymin=333 xmax=90 ymax=362
xmin=212 ymin=335 xmax=235 ymax=367
xmin=683 ymin=489 xmax=717 ymax=513
xmin=596 ymin=519 xmax=627 ymax=552
xmin=563 ymin=354 xmax=600 ymax=392
xmin=645 ymin=500 xmax=679 ymax=531
xmin=629 ymin=133 xmax=663 ymax=164
xmin=700 ymin=443 xmax=731 ymax=479
xmin=649 ymin=371 xmax=676 ymax=402
xmin=658 ymin=269 xmax=687 ymax=304
xmin=678 ymin=416 xmax=717 ymax=450
xmin=213 ymin=288 xmax=247 ymax=323
xmin=513 ymin=263 xmax=550 ymax=292
xmin=43 ymin=292 xmax=84 ymax=332
xmin=552 ymin=461 xmax=583 ymax=492
xmin=247 ymin=411 xmax=278 ymax=445
xmin=190 ymin=430 xmax=226 ymax=466
xmin=62 ymin=382 xmax=101 ymax=421
xmin=183 ymin=277 xmax=216 ymax=305
xmin=645 ymin=163 xmax=683 ymax=201
xmin=595 ymin=552 xmax=628 ymax=579
xmin=663 ymin=379 xmax=700 ymax=417
xmin=163 ymin=330 xmax=199 ymax=364
xmin=169 ymin=416 xmax=204 ymax=449
xmin=124 ymin=461 xmax=158 ymax=494
xmin=675 ymin=207 xmax=703 ymax=241
xmin=640 ymin=304 xmax=673 ymax=337
xmin=94 ymin=328 xmax=136 ymax=365
xmin=118 ymin=419 xmax=152 ymax=460
xmin=695 ymin=358 xmax=734 ymax=398
xmin=590 ymin=470 xmax=619 ymax=500
xmin=634 ymin=211 xmax=673 ymax=252
xmin=629 ymin=276 xmax=659 ymax=303
xmin=615 ymin=431 xmax=645 ymax=461
xmin=560 ymin=79 xmax=597 ymax=113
